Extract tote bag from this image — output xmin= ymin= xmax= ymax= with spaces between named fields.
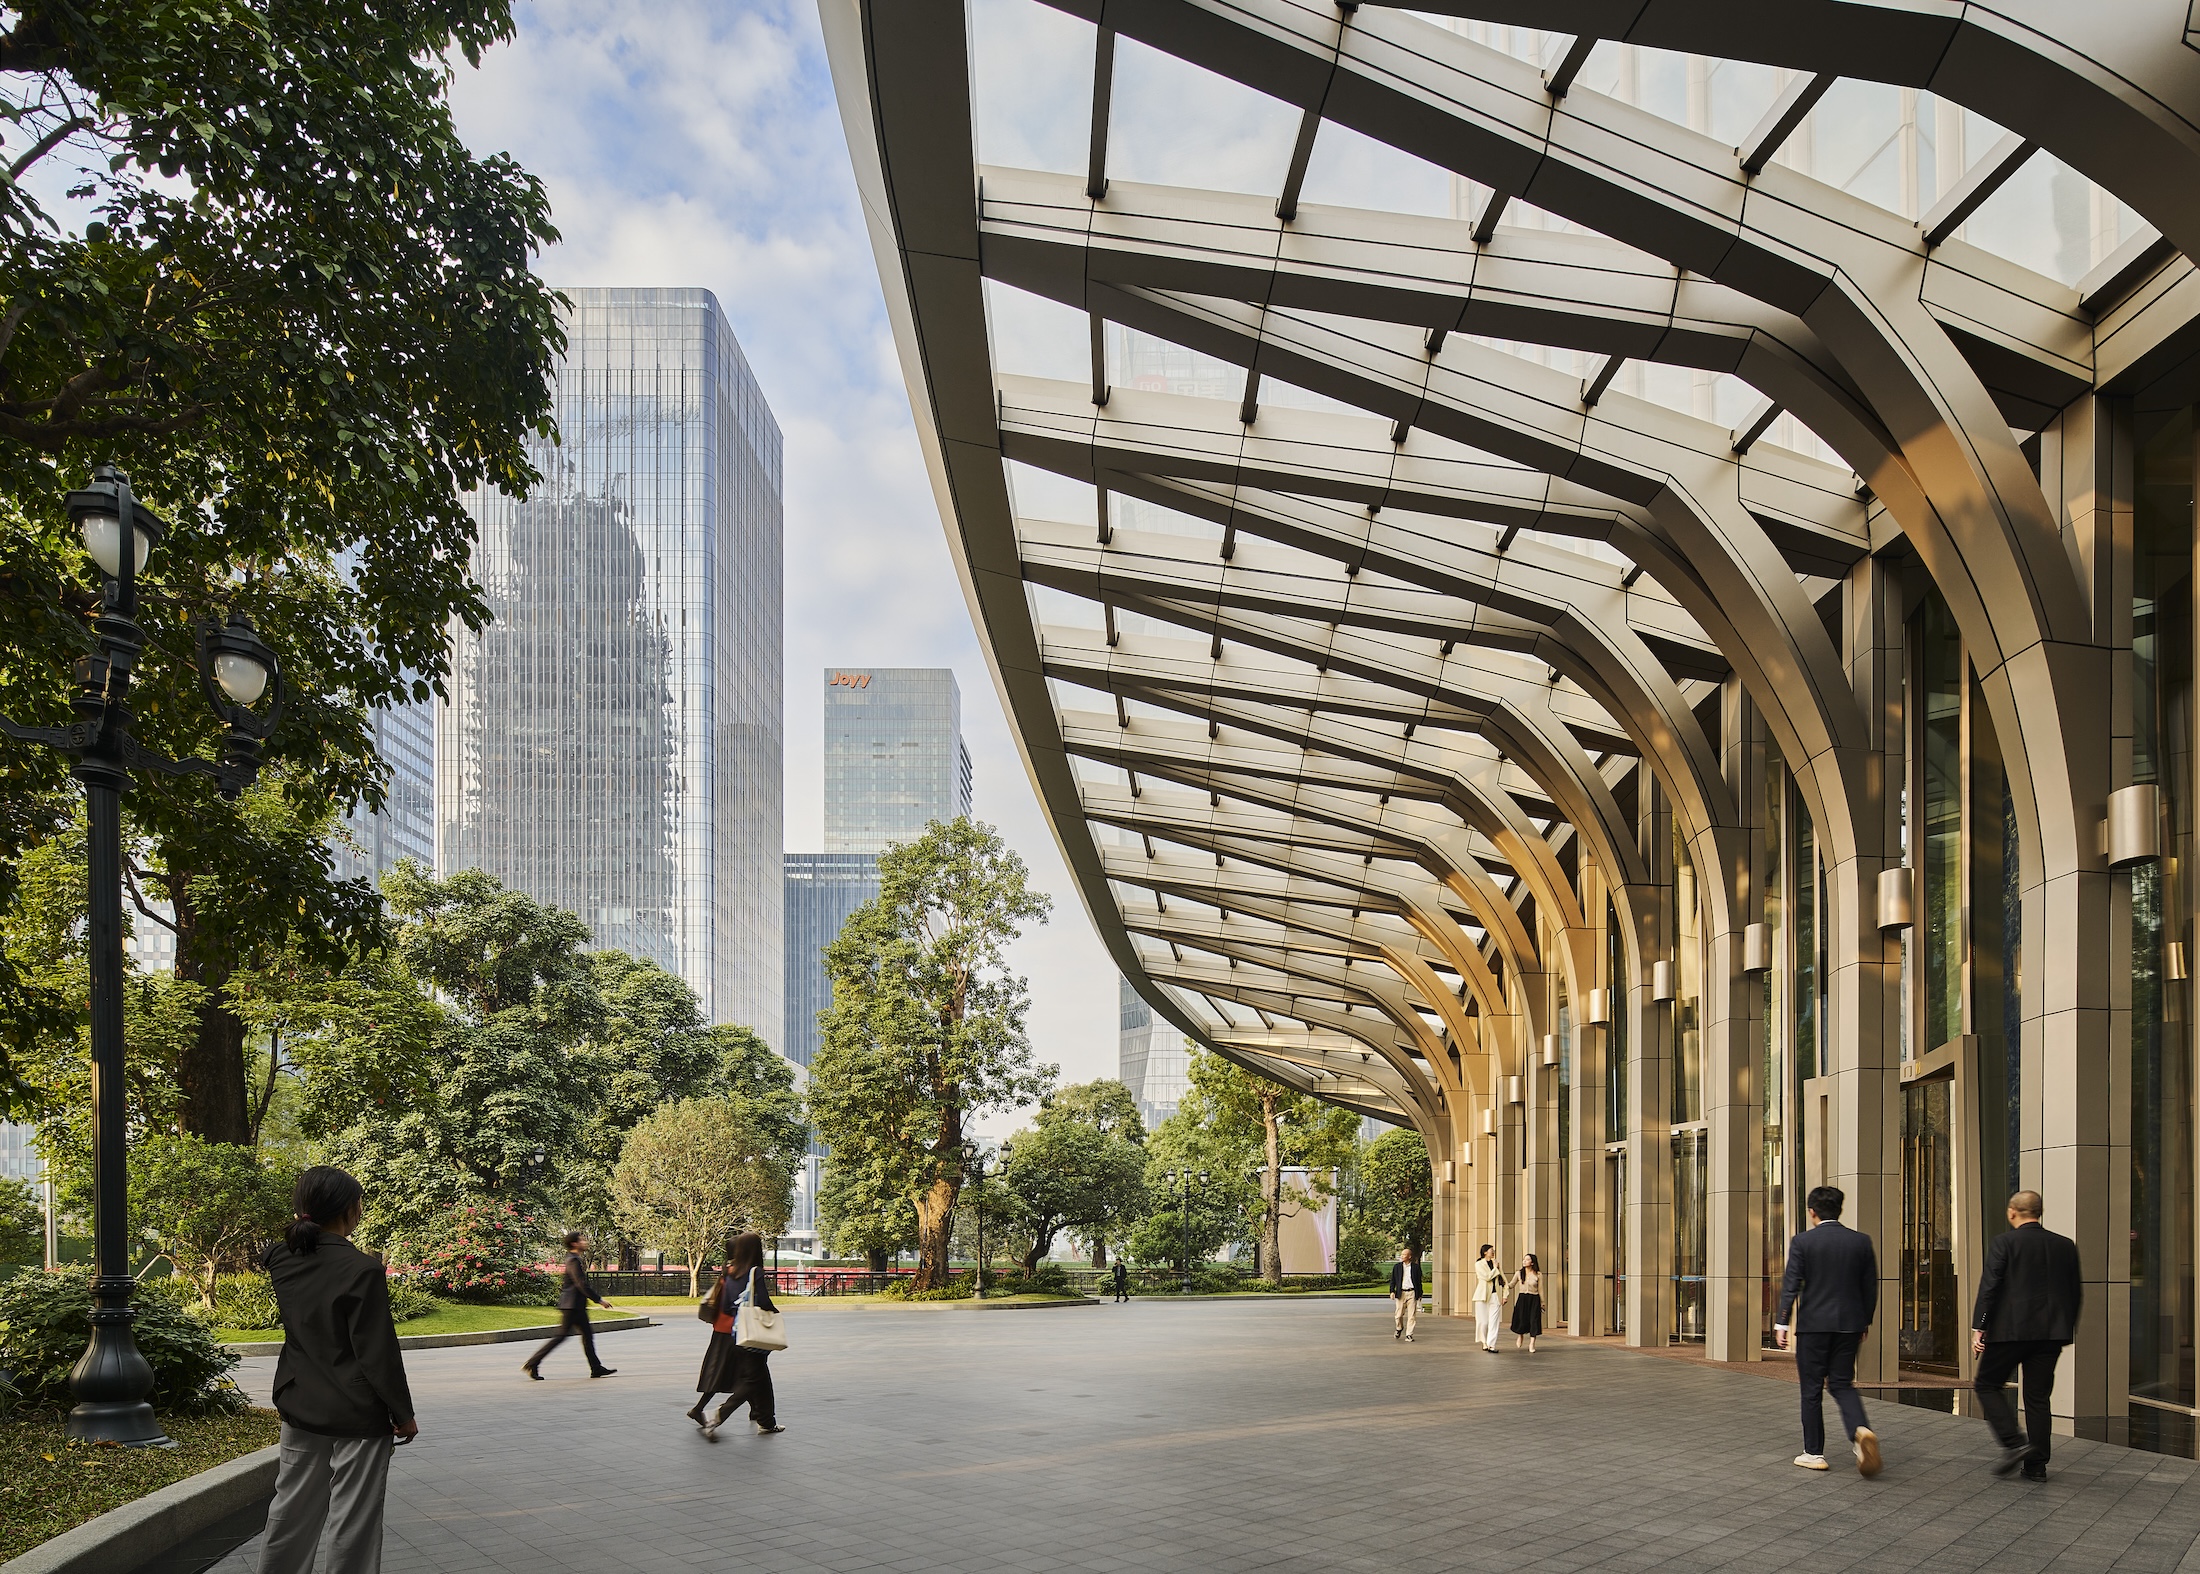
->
xmin=734 ymin=1266 xmax=788 ymax=1351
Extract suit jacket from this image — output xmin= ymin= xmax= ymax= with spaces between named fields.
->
xmin=264 ymin=1236 xmax=415 ymax=1437
xmin=1775 ymin=1220 xmax=1878 ymax=1333
xmin=1469 ymin=1258 xmax=1507 ymax=1304
xmin=555 ymin=1251 xmax=605 ymax=1312
xmin=1389 ymin=1261 xmax=1424 ymax=1296
xmin=706 ymin=1265 xmax=779 ymax=1318
xmin=1973 ymin=1222 xmax=2083 ymax=1343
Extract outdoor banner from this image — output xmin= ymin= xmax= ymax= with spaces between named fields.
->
xmin=1277 ymin=1167 xmax=1336 ymax=1273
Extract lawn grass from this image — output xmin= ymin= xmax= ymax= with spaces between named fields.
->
xmin=0 ymin=1408 xmax=282 ymax=1563
xmin=216 ymin=1301 xmax=568 ymax=1344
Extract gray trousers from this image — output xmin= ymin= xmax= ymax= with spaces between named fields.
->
xmin=259 ymin=1422 xmax=395 ymax=1574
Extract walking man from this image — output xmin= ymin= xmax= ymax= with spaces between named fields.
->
xmin=1111 ymin=1259 xmax=1130 ymax=1303
xmin=1774 ymin=1185 xmax=1882 ymax=1477
xmin=1972 ymin=1190 xmax=2082 ymax=1482
xmin=1389 ymin=1247 xmax=1423 ymax=1341
xmin=523 ymin=1231 xmax=622 ymax=1380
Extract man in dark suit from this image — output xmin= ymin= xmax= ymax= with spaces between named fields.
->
xmin=523 ymin=1230 xmax=622 ymax=1380
xmin=1775 ymin=1184 xmax=1882 ymax=1477
xmin=1389 ymin=1248 xmax=1424 ymax=1341
xmin=1972 ymin=1190 xmax=2083 ymax=1482
xmin=1111 ymin=1259 xmax=1131 ymax=1302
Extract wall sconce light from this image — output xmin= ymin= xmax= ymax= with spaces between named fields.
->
xmin=1444 ymin=1160 xmax=1456 ymax=1183
xmin=1541 ymin=1033 xmax=1559 ymax=1068
xmin=1507 ymin=1074 xmax=1522 ymax=1105
xmin=1650 ymin=959 xmax=1676 ymax=1002
xmin=1481 ymin=1107 xmax=1496 ymax=1136
xmin=2107 ymin=784 xmax=2162 ymax=867
xmin=1877 ymin=867 xmax=1913 ymax=931
xmin=1586 ymin=987 xmax=1610 ymax=1024
xmin=1743 ymin=922 xmax=1770 ymax=974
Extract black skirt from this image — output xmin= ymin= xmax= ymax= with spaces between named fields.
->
xmin=1509 ymin=1291 xmax=1543 ymax=1336
xmin=697 ymin=1331 xmax=751 ymax=1393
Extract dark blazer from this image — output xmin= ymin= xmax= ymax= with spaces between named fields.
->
xmin=1775 ymin=1220 xmax=1878 ymax=1333
xmin=1389 ymin=1260 xmax=1424 ymax=1296
xmin=1973 ymin=1222 xmax=2083 ymax=1343
xmin=264 ymin=1236 xmax=415 ymax=1437
xmin=555 ymin=1251 xmax=606 ymax=1312
xmin=709 ymin=1265 xmax=777 ymax=1316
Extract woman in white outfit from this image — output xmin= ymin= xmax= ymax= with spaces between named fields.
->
xmin=1470 ymin=1243 xmax=1507 ymax=1352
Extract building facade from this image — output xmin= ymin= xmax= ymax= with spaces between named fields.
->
xmin=830 ymin=0 xmax=2200 ymax=1457
xmin=440 ymin=287 xmax=783 ymax=1044
xmin=332 ymin=698 xmax=435 ymax=888
xmin=1118 ymin=974 xmax=1186 ymax=1132
xmin=822 ymin=667 xmax=973 ymax=853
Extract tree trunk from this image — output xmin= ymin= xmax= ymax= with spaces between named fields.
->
xmin=687 ymin=1256 xmax=701 ymax=1296
xmin=867 ymin=1248 xmax=887 ymax=1273
xmin=911 ymin=1170 xmax=958 ymax=1289
xmin=170 ymin=882 xmax=252 ymax=1143
xmin=1091 ymin=1238 xmax=1107 ymax=1269
xmin=1262 ymin=1092 xmax=1284 ymax=1284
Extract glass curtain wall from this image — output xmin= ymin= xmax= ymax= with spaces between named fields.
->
xmin=1762 ymin=752 xmax=1787 ymax=1346
xmin=1607 ymin=899 xmax=1628 ymax=1333
xmin=2131 ymin=408 xmax=2197 ymax=1451
xmin=1672 ymin=825 xmax=1707 ymax=1341
xmin=1557 ymin=965 xmax=1572 ymax=1324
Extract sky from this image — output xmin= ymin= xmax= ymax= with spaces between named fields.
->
xmin=443 ymin=0 xmax=1121 ymax=1124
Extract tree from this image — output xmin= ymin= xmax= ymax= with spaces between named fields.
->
xmin=1002 ymin=1081 xmax=1149 ymax=1270
xmin=0 ymin=0 xmax=563 ymax=1119
xmin=1360 ymin=1128 xmax=1433 ymax=1255
xmin=610 ymin=1097 xmax=798 ymax=1295
xmin=810 ymin=819 xmax=1055 ymax=1289
xmin=0 ymin=1175 xmax=40 ymax=1265
xmin=815 ymin=1150 xmax=916 ymax=1272
xmin=128 ymin=1134 xmax=291 ymax=1306
xmin=1176 ymin=1050 xmax=1360 ymax=1283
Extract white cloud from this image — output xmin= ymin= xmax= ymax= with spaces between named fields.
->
xmin=446 ymin=0 xmax=1123 ymax=1118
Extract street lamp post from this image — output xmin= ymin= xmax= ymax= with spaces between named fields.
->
xmin=0 ymin=465 xmax=282 ymax=1446
xmin=1168 ymin=1169 xmax=1209 ymax=1292
xmin=962 ymin=1140 xmax=987 ymax=1300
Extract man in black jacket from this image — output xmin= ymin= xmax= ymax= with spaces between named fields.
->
xmin=1774 ymin=1185 xmax=1882 ymax=1477
xmin=1389 ymin=1248 xmax=1424 ymax=1341
xmin=523 ymin=1231 xmax=622 ymax=1380
xmin=1972 ymin=1190 xmax=2083 ymax=1481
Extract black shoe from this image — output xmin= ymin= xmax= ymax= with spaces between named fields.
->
xmin=522 ymin=1364 xmax=543 ymax=1381
xmin=590 ymin=1367 xmax=618 ymax=1378
xmin=686 ymin=1405 xmax=708 ymax=1427
xmin=1991 ymin=1444 xmax=2028 ymax=1477
xmin=2022 ymin=1464 xmax=2048 ymax=1482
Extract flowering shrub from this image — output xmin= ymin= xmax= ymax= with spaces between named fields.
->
xmin=384 ymin=1201 xmax=554 ymax=1305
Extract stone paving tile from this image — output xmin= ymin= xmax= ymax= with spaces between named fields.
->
xmin=201 ymin=1299 xmax=2200 ymax=1573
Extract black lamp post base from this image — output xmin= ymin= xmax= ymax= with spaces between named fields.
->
xmin=65 ymin=1290 xmax=171 ymax=1447
xmin=64 ymin=1400 xmax=173 ymax=1447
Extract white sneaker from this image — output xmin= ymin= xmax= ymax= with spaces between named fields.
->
xmin=1793 ymin=1453 xmax=1829 ymax=1470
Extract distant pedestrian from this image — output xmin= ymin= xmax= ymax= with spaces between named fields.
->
xmin=1111 ymin=1260 xmax=1130 ymax=1302
xmin=688 ymin=1231 xmax=785 ymax=1439
xmin=1471 ymin=1243 xmax=1507 ymax=1352
xmin=1972 ymin=1190 xmax=2083 ymax=1483
xmin=1388 ymin=1247 xmax=1423 ymax=1341
xmin=522 ymin=1231 xmax=621 ymax=1380
xmin=1509 ymin=1253 xmax=1544 ymax=1352
xmin=258 ymin=1165 xmax=416 ymax=1574
xmin=1774 ymin=1185 xmax=1882 ymax=1477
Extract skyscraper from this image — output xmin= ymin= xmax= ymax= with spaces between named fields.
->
xmin=785 ymin=667 xmax=971 ymax=1243
xmin=1119 ymin=975 xmax=1187 ymax=1133
xmin=331 ymin=700 xmax=434 ymax=887
xmin=440 ymin=287 xmax=783 ymax=1045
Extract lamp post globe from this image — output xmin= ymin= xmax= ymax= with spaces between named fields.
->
xmin=0 ymin=465 xmax=285 ymax=1446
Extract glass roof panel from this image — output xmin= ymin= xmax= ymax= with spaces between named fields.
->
xmin=969 ymin=0 xmax=1094 ymax=176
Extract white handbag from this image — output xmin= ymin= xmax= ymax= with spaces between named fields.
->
xmin=734 ymin=1267 xmax=787 ymax=1351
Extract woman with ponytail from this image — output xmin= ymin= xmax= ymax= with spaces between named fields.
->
xmin=259 ymin=1166 xmax=416 ymax=1574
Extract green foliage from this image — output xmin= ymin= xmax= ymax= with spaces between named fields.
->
xmin=992 ymin=1261 xmax=1074 ymax=1296
xmin=1360 ymin=1128 xmax=1434 ymax=1254
xmin=879 ymin=1273 xmax=975 ymax=1301
xmin=1337 ymin=1221 xmax=1390 ymax=1280
xmin=129 ymin=1134 xmax=292 ymax=1306
xmin=384 ymin=1198 xmax=551 ymax=1304
xmin=810 ymin=819 xmax=1055 ymax=1288
xmin=0 ymin=1266 xmax=243 ymax=1415
xmin=209 ymin=1271 xmax=282 ymax=1332
xmin=1126 ymin=1196 xmax=1237 ymax=1271
xmin=0 ymin=1176 xmax=39 ymax=1265
xmin=385 ymin=1279 xmax=439 ymax=1323
xmin=816 ymin=1152 xmax=917 ymax=1271
xmin=1041 ymin=1078 xmax=1145 ymax=1142
xmin=610 ymin=1095 xmax=802 ymax=1295
xmin=0 ymin=0 xmax=564 ymax=1119
xmin=1172 ymin=1050 xmax=1360 ymax=1281
xmin=1001 ymin=1112 xmax=1146 ymax=1270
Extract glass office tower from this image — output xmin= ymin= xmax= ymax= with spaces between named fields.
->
xmin=332 ymin=700 xmax=434 ymax=887
xmin=1119 ymin=975 xmax=1187 ymax=1132
xmin=822 ymin=667 xmax=973 ymax=852
xmin=440 ymin=287 xmax=783 ymax=1046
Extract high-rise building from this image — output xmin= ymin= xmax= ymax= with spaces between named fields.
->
xmin=439 ymin=287 xmax=783 ymax=1045
xmin=1119 ymin=975 xmax=1187 ymax=1133
xmin=823 ymin=667 xmax=972 ymax=853
xmin=332 ymin=699 xmax=435 ymax=887
xmin=787 ymin=668 xmax=971 ymax=1246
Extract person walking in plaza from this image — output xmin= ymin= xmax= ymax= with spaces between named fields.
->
xmin=1971 ymin=1190 xmax=2083 ymax=1483
xmin=1471 ymin=1243 xmax=1508 ymax=1352
xmin=1389 ymin=1246 xmax=1423 ymax=1341
xmin=1774 ymin=1184 xmax=1882 ymax=1477
xmin=1509 ymin=1253 xmax=1544 ymax=1353
xmin=1112 ymin=1259 xmax=1131 ymax=1302
xmin=688 ymin=1231 xmax=785 ymax=1439
xmin=522 ymin=1230 xmax=620 ymax=1380
xmin=258 ymin=1166 xmax=416 ymax=1574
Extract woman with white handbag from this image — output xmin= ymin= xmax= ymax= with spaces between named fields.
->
xmin=686 ymin=1232 xmax=787 ymax=1439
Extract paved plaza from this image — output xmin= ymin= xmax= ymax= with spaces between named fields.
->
xmin=209 ymin=1300 xmax=2200 ymax=1574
